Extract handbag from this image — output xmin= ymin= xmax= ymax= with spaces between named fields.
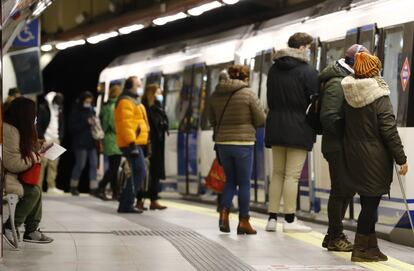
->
xmin=305 ymin=93 xmax=323 ymax=135
xmin=90 ymin=116 xmax=105 ymax=140
xmin=213 ymin=87 xmax=244 ymax=165
xmin=205 ymin=159 xmax=226 ymax=193
xmin=19 ymin=163 xmax=41 ymax=186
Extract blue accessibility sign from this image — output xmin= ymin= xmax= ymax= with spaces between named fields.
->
xmin=13 ymin=18 xmax=40 ymax=48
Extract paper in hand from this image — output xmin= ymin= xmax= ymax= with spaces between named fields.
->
xmin=43 ymin=143 xmax=66 ymax=161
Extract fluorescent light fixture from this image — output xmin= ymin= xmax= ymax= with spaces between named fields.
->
xmin=41 ymin=44 xmax=53 ymax=52
xmin=153 ymin=12 xmax=187 ymax=26
xmin=148 ymin=54 xmax=201 ymax=68
xmin=188 ymin=1 xmax=223 ymax=16
xmin=55 ymin=39 xmax=86 ymax=50
xmin=118 ymin=24 xmax=145 ymax=35
xmin=32 ymin=0 xmax=53 ymax=17
xmin=222 ymin=0 xmax=240 ymax=5
xmin=87 ymin=31 xmax=119 ymax=44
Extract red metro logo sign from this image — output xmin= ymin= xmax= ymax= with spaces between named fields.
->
xmin=401 ymin=57 xmax=410 ymax=92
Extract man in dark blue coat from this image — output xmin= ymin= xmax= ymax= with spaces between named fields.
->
xmin=265 ymin=32 xmax=318 ymax=233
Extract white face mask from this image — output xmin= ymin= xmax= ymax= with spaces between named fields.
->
xmin=156 ymin=94 xmax=164 ymax=104
xmin=83 ymin=103 xmax=92 ymax=108
xmin=137 ymin=87 xmax=144 ymax=96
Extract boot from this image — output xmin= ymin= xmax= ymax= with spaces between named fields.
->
xmin=327 ymin=233 xmax=353 ymax=252
xmin=368 ymin=233 xmax=388 ymax=261
xmin=150 ymin=201 xmax=167 ymax=210
xmin=237 ymin=216 xmax=257 ymax=235
xmin=135 ymin=201 xmax=148 ymax=211
xmin=219 ymin=209 xmax=230 ymax=233
xmin=351 ymin=233 xmax=380 ymax=262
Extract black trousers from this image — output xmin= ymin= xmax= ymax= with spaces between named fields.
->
xmin=325 ymin=151 xmax=355 ymax=239
xmin=357 ymin=195 xmax=381 ymax=234
xmin=99 ymin=155 xmax=122 ymax=195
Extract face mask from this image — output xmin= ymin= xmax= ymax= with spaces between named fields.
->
xmin=305 ymin=48 xmax=312 ymax=61
xmin=137 ymin=87 xmax=144 ymax=97
xmin=156 ymin=94 xmax=164 ymax=104
xmin=83 ymin=103 xmax=92 ymax=108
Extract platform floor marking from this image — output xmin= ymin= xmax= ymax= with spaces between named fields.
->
xmin=162 ymin=200 xmax=414 ymax=271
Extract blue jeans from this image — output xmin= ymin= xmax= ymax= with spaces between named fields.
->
xmin=119 ymin=147 xmax=146 ymax=210
xmin=217 ymin=145 xmax=254 ymax=217
xmin=70 ymin=149 xmax=98 ymax=189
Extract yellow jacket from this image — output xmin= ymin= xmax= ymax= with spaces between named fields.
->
xmin=115 ymin=96 xmax=149 ymax=148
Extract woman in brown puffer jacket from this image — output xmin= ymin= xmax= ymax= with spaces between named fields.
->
xmin=341 ymin=52 xmax=408 ymax=262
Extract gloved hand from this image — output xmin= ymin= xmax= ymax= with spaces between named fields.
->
xmin=128 ymin=143 xmax=140 ymax=156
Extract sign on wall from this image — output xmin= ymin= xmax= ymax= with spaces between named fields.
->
xmin=401 ymin=57 xmax=411 ymax=92
xmin=12 ymin=18 xmax=39 ymax=48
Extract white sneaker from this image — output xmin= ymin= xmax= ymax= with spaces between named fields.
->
xmin=265 ymin=219 xmax=277 ymax=232
xmin=47 ymin=188 xmax=64 ymax=194
xmin=283 ymin=218 xmax=312 ymax=233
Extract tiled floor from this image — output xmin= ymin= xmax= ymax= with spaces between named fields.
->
xmin=1 ymin=194 xmax=413 ymax=271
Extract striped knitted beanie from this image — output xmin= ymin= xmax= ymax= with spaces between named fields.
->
xmin=354 ymin=52 xmax=381 ymax=78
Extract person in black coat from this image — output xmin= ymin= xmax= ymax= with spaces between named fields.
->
xmin=265 ymin=32 xmax=319 ymax=233
xmin=136 ymin=84 xmax=169 ymax=210
xmin=68 ymin=91 xmax=98 ymax=196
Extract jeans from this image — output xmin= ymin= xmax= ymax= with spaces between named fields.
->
xmin=325 ymin=151 xmax=355 ymax=238
xmin=119 ymin=147 xmax=146 ymax=211
xmin=216 ymin=144 xmax=254 ymax=218
xmin=99 ymin=155 xmax=122 ymax=195
xmin=70 ymin=149 xmax=98 ymax=190
xmin=357 ymin=195 xmax=381 ymax=234
xmin=6 ymin=183 xmax=42 ymax=233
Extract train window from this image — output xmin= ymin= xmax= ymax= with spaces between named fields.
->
xmin=260 ymin=51 xmax=273 ymax=111
xmin=326 ymin=41 xmax=345 ymax=68
xmin=383 ymin=27 xmax=404 ymax=117
xmin=250 ymin=54 xmax=262 ymax=96
xmin=164 ymin=73 xmax=183 ymax=130
xmin=359 ymin=24 xmax=376 ymax=53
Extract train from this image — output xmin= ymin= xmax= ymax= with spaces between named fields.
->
xmin=99 ymin=0 xmax=414 ymax=246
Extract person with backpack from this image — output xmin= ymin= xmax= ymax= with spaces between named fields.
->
xmin=265 ymin=32 xmax=318 ymax=233
xmin=341 ymin=52 xmax=407 ymax=262
xmin=115 ymin=76 xmax=149 ymax=213
xmin=209 ymin=65 xmax=266 ymax=235
xmin=69 ymin=91 xmax=99 ymax=196
xmin=319 ymin=44 xmax=369 ymax=251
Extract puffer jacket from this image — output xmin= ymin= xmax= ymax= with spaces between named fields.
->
xmin=319 ymin=59 xmax=352 ymax=155
xmin=209 ymin=79 xmax=266 ymax=142
xmin=265 ymin=47 xmax=319 ymax=151
xmin=100 ymin=99 xmax=122 ymax=155
xmin=115 ymin=93 xmax=149 ymax=148
xmin=3 ymin=123 xmax=40 ymax=197
xmin=342 ymin=76 xmax=407 ymax=196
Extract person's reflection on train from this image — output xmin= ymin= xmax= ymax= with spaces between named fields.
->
xmin=265 ymin=32 xmax=318 ymax=233
xmin=114 ymin=76 xmax=149 ymax=213
xmin=69 ymin=91 xmax=99 ymax=196
xmin=341 ymin=52 xmax=407 ymax=262
xmin=209 ymin=65 xmax=266 ymax=235
xmin=135 ymin=84 xmax=169 ymax=211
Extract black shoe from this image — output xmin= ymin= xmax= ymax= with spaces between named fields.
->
xmin=322 ymin=234 xmax=329 ymax=248
xmin=93 ymin=188 xmax=110 ymax=201
xmin=117 ymin=207 xmax=143 ymax=214
xmin=70 ymin=188 xmax=80 ymax=196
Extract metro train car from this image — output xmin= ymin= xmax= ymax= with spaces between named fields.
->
xmin=99 ymin=0 xmax=414 ymax=246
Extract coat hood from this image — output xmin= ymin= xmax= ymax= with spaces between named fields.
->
xmin=215 ymin=79 xmax=248 ymax=94
xmin=273 ymin=47 xmax=308 ymax=70
xmin=45 ymin=91 xmax=57 ymax=105
xmin=341 ymin=76 xmax=390 ymax=108
xmin=319 ymin=59 xmax=352 ymax=83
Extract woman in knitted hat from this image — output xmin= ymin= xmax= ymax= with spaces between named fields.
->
xmin=341 ymin=52 xmax=408 ymax=262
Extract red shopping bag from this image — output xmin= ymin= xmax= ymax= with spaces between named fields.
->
xmin=19 ymin=163 xmax=41 ymax=185
xmin=205 ymin=159 xmax=226 ymax=193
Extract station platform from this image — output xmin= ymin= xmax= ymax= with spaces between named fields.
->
xmin=1 ymin=194 xmax=414 ymax=271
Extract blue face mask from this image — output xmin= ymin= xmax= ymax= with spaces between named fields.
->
xmin=156 ymin=94 xmax=164 ymax=104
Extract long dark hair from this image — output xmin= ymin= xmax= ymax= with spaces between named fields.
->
xmin=4 ymin=97 xmax=38 ymax=161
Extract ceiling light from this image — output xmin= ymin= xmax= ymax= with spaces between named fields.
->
xmin=188 ymin=1 xmax=223 ymax=16
xmin=32 ymin=0 xmax=53 ymax=17
xmin=87 ymin=31 xmax=119 ymax=44
xmin=41 ymin=44 xmax=53 ymax=52
xmin=222 ymin=0 xmax=240 ymax=5
xmin=118 ymin=24 xmax=145 ymax=35
xmin=55 ymin=39 xmax=86 ymax=50
xmin=153 ymin=12 xmax=187 ymax=26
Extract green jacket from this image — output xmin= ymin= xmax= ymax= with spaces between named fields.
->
xmin=319 ymin=61 xmax=351 ymax=155
xmin=100 ymin=99 xmax=122 ymax=156
xmin=342 ymin=76 xmax=406 ymax=196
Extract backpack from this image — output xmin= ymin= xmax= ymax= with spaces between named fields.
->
xmin=305 ymin=93 xmax=323 ymax=135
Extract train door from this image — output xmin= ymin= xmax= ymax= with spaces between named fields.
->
xmin=145 ymin=72 xmax=164 ymax=87
xmin=163 ymin=72 xmax=183 ymax=192
xmin=177 ymin=64 xmax=207 ymax=195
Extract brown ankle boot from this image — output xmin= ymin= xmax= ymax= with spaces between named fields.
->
xmin=368 ymin=233 xmax=388 ymax=261
xmin=135 ymin=201 xmax=148 ymax=211
xmin=237 ymin=216 xmax=257 ymax=235
xmin=351 ymin=233 xmax=380 ymax=262
xmin=219 ymin=209 xmax=230 ymax=233
xmin=150 ymin=201 xmax=167 ymax=210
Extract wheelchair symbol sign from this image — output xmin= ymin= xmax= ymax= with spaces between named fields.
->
xmin=13 ymin=19 xmax=39 ymax=48
xmin=17 ymin=25 xmax=35 ymax=43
